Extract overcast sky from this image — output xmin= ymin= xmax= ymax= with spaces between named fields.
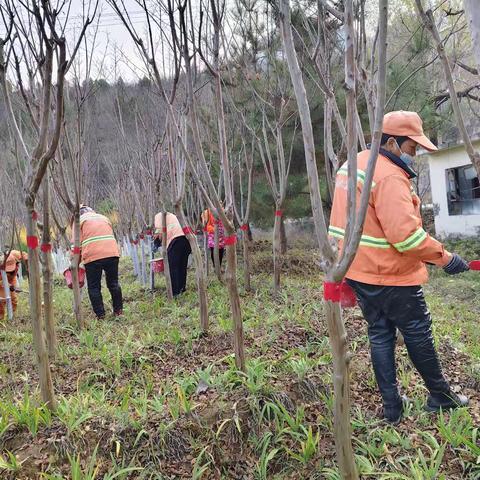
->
xmin=61 ymin=0 xmax=155 ymax=82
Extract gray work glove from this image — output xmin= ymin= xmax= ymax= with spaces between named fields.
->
xmin=443 ymin=253 xmax=470 ymax=275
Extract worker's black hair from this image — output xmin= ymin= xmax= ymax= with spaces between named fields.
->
xmin=380 ymin=134 xmax=410 ymax=147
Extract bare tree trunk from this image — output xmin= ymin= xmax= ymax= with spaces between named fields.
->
xmin=148 ymin=233 xmax=155 ymax=291
xmin=1 ymin=269 xmax=13 ymax=320
xmin=280 ymin=0 xmax=388 ymax=477
xmin=213 ymin=219 xmax=222 ymax=281
xmin=225 ymin=234 xmax=245 ymax=370
xmin=279 ymin=213 xmax=287 ymax=254
xmin=71 ymin=211 xmax=83 ymax=329
xmin=464 ymin=0 xmax=480 ymax=74
xmin=25 ymin=204 xmax=56 ymax=409
xmin=273 ymin=208 xmax=282 ymax=293
xmin=161 ymin=212 xmax=173 ymax=299
xmin=324 ymin=101 xmax=336 ymax=200
xmin=140 ymin=237 xmax=147 ymax=287
xmin=279 ymin=1 xmax=355 ymax=477
xmin=175 ymin=207 xmax=209 ymax=333
xmin=131 ymin=240 xmax=140 ymax=278
xmin=204 ymin=230 xmax=210 ymax=276
xmin=212 ymin=11 xmax=246 ymax=370
xmin=415 ymin=0 xmax=480 ymax=175
xmin=242 ymin=226 xmax=252 ymax=292
xmin=324 ymin=297 xmax=356 ymax=478
xmin=41 ymin=178 xmax=56 ymax=358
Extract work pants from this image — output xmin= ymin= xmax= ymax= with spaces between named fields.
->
xmin=0 ymin=271 xmax=17 ymax=319
xmin=348 ymin=280 xmax=451 ymax=410
xmin=85 ymin=256 xmax=123 ymax=318
xmin=168 ymin=236 xmax=191 ymax=296
xmin=210 ymin=247 xmax=225 ymax=268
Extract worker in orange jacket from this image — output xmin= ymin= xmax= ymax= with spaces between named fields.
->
xmin=0 ymin=249 xmax=28 ymax=319
xmin=329 ymin=111 xmax=469 ymax=423
xmin=201 ymin=208 xmax=225 ymax=267
xmin=153 ymin=212 xmax=191 ymax=296
xmin=73 ymin=206 xmax=123 ymax=319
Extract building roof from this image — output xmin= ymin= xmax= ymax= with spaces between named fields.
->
xmin=418 ymin=138 xmax=480 ymax=158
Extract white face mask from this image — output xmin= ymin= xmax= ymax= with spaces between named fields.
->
xmin=396 ymin=141 xmax=414 ymax=167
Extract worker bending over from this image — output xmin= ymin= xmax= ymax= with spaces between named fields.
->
xmin=73 ymin=206 xmax=123 ymax=319
xmin=0 ymin=249 xmax=28 ymax=319
xmin=154 ymin=212 xmax=191 ymax=296
xmin=329 ymin=111 xmax=469 ymax=424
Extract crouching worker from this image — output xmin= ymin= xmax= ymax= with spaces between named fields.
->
xmin=0 ymin=249 xmax=28 ymax=319
xmin=74 ymin=206 xmax=123 ymax=319
xmin=154 ymin=212 xmax=191 ymax=296
xmin=329 ymin=111 xmax=469 ymax=424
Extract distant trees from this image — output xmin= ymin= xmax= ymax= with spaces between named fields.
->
xmin=0 ymin=0 xmax=97 ymax=409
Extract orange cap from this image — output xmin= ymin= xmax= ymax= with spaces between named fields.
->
xmin=382 ymin=111 xmax=437 ymax=151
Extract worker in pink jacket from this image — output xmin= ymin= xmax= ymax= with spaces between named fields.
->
xmin=73 ymin=205 xmax=123 ymax=319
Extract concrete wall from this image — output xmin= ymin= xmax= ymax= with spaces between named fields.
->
xmin=426 ymin=144 xmax=480 ymax=237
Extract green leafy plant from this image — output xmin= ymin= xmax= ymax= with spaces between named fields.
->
xmin=192 ymin=446 xmax=212 ymax=480
xmin=437 ymin=408 xmax=473 ymax=448
xmin=0 ymin=451 xmax=23 ymax=473
xmin=8 ymin=391 xmax=52 ymax=435
xmin=254 ymin=432 xmax=279 ymax=480
xmin=56 ymin=398 xmax=94 ymax=435
xmin=287 ymin=425 xmax=320 ymax=464
xmin=66 ymin=445 xmax=100 ymax=480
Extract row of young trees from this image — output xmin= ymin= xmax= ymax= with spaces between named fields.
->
xmin=1 ymin=1 xmax=480 ymax=479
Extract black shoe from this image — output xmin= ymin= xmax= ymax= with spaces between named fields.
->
xmin=383 ymin=395 xmax=408 ymax=425
xmin=425 ymin=391 xmax=469 ymax=412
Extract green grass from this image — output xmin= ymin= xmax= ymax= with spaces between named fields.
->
xmin=0 ymin=241 xmax=479 ymax=479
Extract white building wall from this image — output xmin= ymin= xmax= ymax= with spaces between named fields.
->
xmin=427 ymin=146 xmax=480 ymax=237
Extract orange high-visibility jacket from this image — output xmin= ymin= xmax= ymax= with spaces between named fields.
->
xmin=329 ymin=150 xmax=452 ymax=286
xmin=73 ymin=212 xmax=119 ymax=265
xmin=201 ymin=209 xmax=215 ymax=234
xmin=154 ymin=212 xmax=184 ymax=249
xmin=2 ymin=250 xmax=28 ymax=273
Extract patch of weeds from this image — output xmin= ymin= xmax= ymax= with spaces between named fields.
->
xmin=253 ymin=431 xmax=279 ymax=480
xmin=3 ymin=389 xmax=52 ymax=436
xmin=285 ymin=425 xmax=320 ymax=465
xmin=397 ymin=431 xmax=446 ymax=480
xmin=0 ymin=451 xmax=24 ymax=473
xmin=242 ymin=358 xmax=275 ymax=396
xmin=437 ymin=408 xmax=474 ymax=448
xmin=56 ymin=396 xmax=94 ymax=436
xmin=191 ymin=446 xmax=213 ymax=480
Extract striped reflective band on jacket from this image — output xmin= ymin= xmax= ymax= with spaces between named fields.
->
xmin=155 ymin=223 xmax=178 ymax=234
xmin=337 ymin=167 xmax=376 ymax=188
xmin=81 ymin=234 xmax=116 ymax=247
xmin=393 ymin=227 xmax=427 ymax=252
xmin=328 ymin=226 xmax=390 ymax=248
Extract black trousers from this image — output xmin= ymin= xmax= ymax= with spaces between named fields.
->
xmin=85 ymin=256 xmax=123 ymax=317
xmin=210 ymin=247 xmax=225 ymax=267
xmin=348 ymin=279 xmax=450 ymax=409
xmin=168 ymin=236 xmax=192 ymax=296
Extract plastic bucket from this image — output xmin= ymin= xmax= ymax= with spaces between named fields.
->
xmin=151 ymin=258 xmax=164 ymax=273
xmin=340 ymin=280 xmax=357 ymax=308
xmin=63 ymin=267 xmax=86 ymax=289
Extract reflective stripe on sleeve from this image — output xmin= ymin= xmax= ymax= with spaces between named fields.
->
xmin=328 ymin=226 xmax=390 ymax=249
xmin=393 ymin=227 xmax=427 ymax=252
xmin=337 ymin=167 xmax=376 ymax=188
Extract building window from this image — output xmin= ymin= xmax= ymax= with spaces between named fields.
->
xmin=446 ymin=164 xmax=480 ymax=215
